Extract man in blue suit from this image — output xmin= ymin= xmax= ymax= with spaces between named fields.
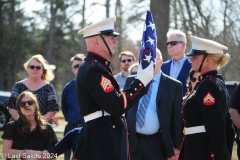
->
xmin=161 ymin=30 xmax=191 ymax=95
xmin=124 ymin=49 xmax=183 ymax=160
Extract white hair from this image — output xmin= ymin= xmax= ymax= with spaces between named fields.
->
xmin=167 ymin=30 xmax=187 ymax=43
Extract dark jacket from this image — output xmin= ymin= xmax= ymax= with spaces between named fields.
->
xmin=125 ymin=72 xmax=183 ymax=158
xmin=73 ymin=52 xmax=147 ymax=160
xmin=182 ymin=70 xmax=230 ymax=160
xmin=161 ymin=58 xmax=191 ymax=95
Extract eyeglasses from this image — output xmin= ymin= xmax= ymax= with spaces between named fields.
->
xmin=131 ymin=71 xmax=137 ymax=75
xmin=72 ymin=64 xmax=80 ymax=69
xmin=121 ymin=59 xmax=132 ymax=63
xmin=165 ymin=41 xmax=183 ymax=46
xmin=29 ymin=65 xmax=42 ymax=70
xmin=19 ymin=100 xmax=35 ymax=107
xmin=190 ymin=77 xmax=198 ymax=83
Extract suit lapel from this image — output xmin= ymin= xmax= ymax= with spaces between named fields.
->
xmin=156 ymin=72 xmax=167 ymax=102
xmin=164 ymin=60 xmax=172 ymax=75
xmin=177 ymin=59 xmax=191 ymax=80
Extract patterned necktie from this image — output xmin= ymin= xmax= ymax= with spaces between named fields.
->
xmin=136 ymin=80 xmax=153 ymax=128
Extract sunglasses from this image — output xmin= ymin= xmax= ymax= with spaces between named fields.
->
xmin=190 ymin=77 xmax=198 ymax=83
xmin=72 ymin=64 xmax=80 ymax=69
xmin=19 ymin=100 xmax=35 ymax=107
xmin=131 ymin=71 xmax=137 ymax=75
xmin=165 ymin=41 xmax=183 ymax=46
xmin=121 ymin=59 xmax=132 ymax=63
xmin=29 ymin=65 xmax=42 ymax=70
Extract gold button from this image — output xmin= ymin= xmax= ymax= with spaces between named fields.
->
xmin=130 ymin=93 xmax=133 ymax=96
xmin=105 ymin=61 xmax=108 ymax=65
xmin=95 ymin=60 xmax=97 ymax=62
xmin=211 ymin=154 xmax=214 ymax=157
xmin=135 ymin=88 xmax=137 ymax=91
xmin=139 ymin=83 xmax=142 ymax=86
xmin=112 ymin=125 xmax=115 ymax=128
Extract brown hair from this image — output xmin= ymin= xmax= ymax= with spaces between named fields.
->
xmin=118 ymin=51 xmax=136 ymax=62
xmin=16 ymin=91 xmax=47 ymax=136
xmin=23 ymin=54 xmax=56 ymax=82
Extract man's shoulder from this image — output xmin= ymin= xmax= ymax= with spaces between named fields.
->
xmin=114 ymin=72 xmax=122 ymax=79
xmin=162 ymin=59 xmax=172 ymax=64
xmin=162 ymin=73 xmax=182 ymax=85
xmin=64 ymin=79 xmax=76 ymax=88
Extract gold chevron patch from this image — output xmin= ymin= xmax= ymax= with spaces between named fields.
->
xmin=100 ymin=75 xmax=114 ymax=93
xmin=203 ymin=92 xmax=215 ymax=106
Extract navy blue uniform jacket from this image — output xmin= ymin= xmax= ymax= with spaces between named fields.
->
xmin=73 ymin=52 xmax=147 ymax=160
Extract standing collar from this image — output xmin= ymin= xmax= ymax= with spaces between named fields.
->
xmin=87 ymin=52 xmax=111 ymax=67
xmin=198 ymin=70 xmax=218 ymax=81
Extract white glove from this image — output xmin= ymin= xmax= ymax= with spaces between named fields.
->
xmin=136 ymin=61 xmax=154 ymax=86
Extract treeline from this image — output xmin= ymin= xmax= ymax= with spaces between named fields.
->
xmin=1 ymin=0 xmax=239 ymax=104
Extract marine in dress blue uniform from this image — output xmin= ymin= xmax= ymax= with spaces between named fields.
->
xmin=181 ymin=36 xmax=232 ymax=160
xmin=73 ymin=17 xmax=153 ymax=160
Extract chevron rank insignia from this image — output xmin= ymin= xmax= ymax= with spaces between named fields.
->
xmin=100 ymin=75 xmax=114 ymax=93
xmin=203 ymin=92 xmax=215 ymax=106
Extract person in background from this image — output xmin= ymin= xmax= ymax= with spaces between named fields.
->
xmin=73 ymin=16 xmax=151 ymax=160
xmin=125 ymin=49 xmax=183 ymax=160
xmin=114 ymin=51 xmax=136 ymax=89
xmin=161 ymin=30 xmax=191 ymax=96
xmin=4 ymin=54 xmax=59 ymax=122
xmin=2 ymin=91 xmax=58 ymax=160
xmin=62 ymin=53 xmax=85 ymax=160
xmin=129 ymin=63 xmax=139 ymax=75
xmin=230 ymin=84 xmax=240 ymax=159
xmin=184 ymin=70 xmax=201 ymax=97
xmin=42 ymin=127 xmax=82 ymax=158
xmin=181 ymin=35 xmax=232 ymax=160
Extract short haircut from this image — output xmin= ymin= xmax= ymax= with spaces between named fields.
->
xmin=167 ymin=30 xmax=187 ymax=43
xmin=70 ymin=54 xmax=86 ymax=65
xmin=118 ymin=51 xmax=136 ymax=62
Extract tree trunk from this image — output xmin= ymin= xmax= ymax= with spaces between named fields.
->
xmin=47 ymin=0 xmax=57 ymax=62
xmin=80 ymin=0 xmax=86 ymax=53
xmin=105 ymin=0 xmax=110 ymax=18
xmin=150 ymin=0 xmax=170 ymax=61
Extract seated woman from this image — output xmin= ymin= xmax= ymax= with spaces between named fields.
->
xmin=42 ymin=127 xmax=82 ymax=158
xmin=2 ymin=91 xmax=58 ymax=160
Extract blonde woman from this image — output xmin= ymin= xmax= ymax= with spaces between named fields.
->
xmin=180 ymin=36 xmax=234 ymax=160
xmin=4 ymin=54 xmax=59 ymax=122
xmin=2 ymin=91 xmax=58 ymax=160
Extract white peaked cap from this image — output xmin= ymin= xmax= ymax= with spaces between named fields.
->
xmin=187 ymin=35 xmax=228 ymax=56
xmin=78 ymin=17 xmax=120 ymax=38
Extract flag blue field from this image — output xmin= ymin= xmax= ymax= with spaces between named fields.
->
xmin=139 ymin=10 xmax=157 ymax=71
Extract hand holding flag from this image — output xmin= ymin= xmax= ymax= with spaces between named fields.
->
xmin=136 ymin=10 xmax=157 ymax=86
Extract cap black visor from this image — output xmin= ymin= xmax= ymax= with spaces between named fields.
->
xmin=186 ymin=49 xmax=208 ymax=56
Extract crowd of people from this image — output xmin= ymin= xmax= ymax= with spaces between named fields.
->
xmin=1 ymin=14 xmax=240 ymax=160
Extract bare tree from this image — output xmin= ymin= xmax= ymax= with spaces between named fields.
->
xmin=150 ymin=0 xmax=170 ymax=61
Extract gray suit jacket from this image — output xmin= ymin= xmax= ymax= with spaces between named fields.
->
xmin=125 ymin=72 xmax=183 ymax=158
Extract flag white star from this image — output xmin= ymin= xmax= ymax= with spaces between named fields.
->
xmin=146 ymin=36 xmax=155 ymax=45
xmin=143 ymin=52 xmax=152 ymax=63
xmin=147 ymin=21 xmax=155 ymax=31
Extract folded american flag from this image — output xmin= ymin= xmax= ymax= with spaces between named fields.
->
xmin=139 ymin=10 xmax=156 ymax=70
